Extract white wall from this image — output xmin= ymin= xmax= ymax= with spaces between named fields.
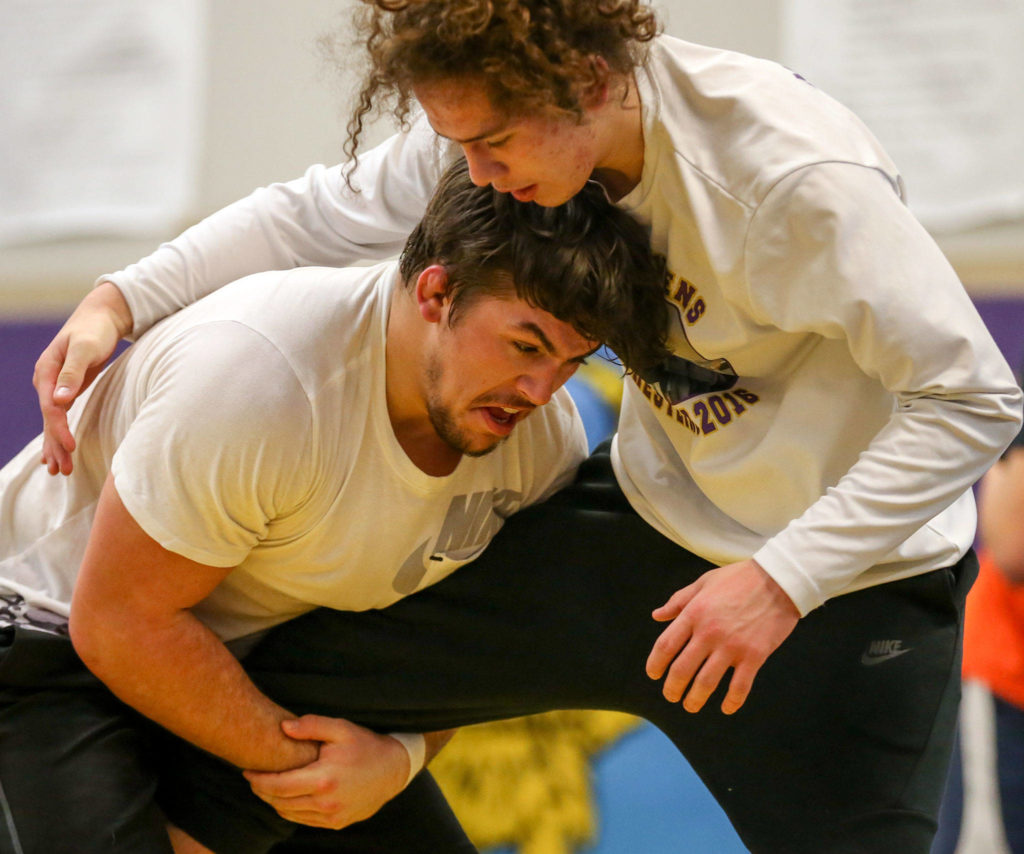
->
xmin=2 ymin=0 xmax=1021 ymax=317
xmin=1 ymin=0 xmax=370 ymax=316
xmin=658 ymin=0 xmax=782 ymax=57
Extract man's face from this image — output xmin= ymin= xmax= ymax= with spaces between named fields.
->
xmin=424 ymin=291 xmax=597 ymax=457
xmin=414 ymin=78 xmax=603 ymax=208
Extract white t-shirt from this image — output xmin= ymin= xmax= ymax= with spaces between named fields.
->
xmin=98 ymin=36 xmax=1021 ymax=615
xmin=0 ymin=263 xmax=587 ymax=640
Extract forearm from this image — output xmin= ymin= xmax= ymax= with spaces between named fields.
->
xmin=756 ymin=392 xmax=1022 ymax=615
xmin=70 ymin=605 xmax=316 ymax=772
xmin=106 ymin=190 xmax=307 ymax=338
xmin=109 ymin=123 xmax=442 ymax=338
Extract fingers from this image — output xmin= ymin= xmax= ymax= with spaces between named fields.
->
xmin=39 ymin=420 xmax=77 ymax=477
xmin=650 ymin=583 xmax=699 ymax=622
xmin=721 ymin=662 xmax=758 ymax=715
xmin=269 ymin=806 xmax=346 ymax=829
xmin=32 ymin=353 xmax=58 ymax=408
xmin=647 ymin=611 xmax=769 ymax=713
xmin=40 ymin=438 xmax=74 ymax=477
xmin=32 ymin=298 xmax=125 ymax=476
xmin=649 ymin=613 xmax=734 ymax=713
xmin=244 ymin=764 xmax=320 ymax=800
xmin=52 ymin=373 xmax=80 ymax=406
xmin=645 ymin=598 xmax=761 ymax=714
xmin=57 ymin=337 xmax=107 ymax=401
xmin=281 ymin=714 xmax=343 ymax=742
xmin=645 ymin=612 xmax=692 ymax=680
xmin=250 ymin=786 xmax=348 ymax=829
xmin=648 ymin=628 xmax=759 ymax=714
xmin=34 ymin=341 xmax=81 ymax=476
xmin=244 ymin=766 xmax=359 ymax=830
xmin=668 ymin=648 xmax=733 ymax=713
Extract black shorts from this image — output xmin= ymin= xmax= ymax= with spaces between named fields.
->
xmin=0 ymin=626 xmax=173 ymax=854
xmin=0 ymin=628 xmax=475 ymax=854
xmin=163 ymin=445 xmax=976 ymax=854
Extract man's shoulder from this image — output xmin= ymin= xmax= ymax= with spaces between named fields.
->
xmin=126 ymin=262 xmax=394 ymax=417
xmin=168 ymin=262 xmax=394 ymax=356
xmin=644 ymin=36 xmax=899 ymax=210
xmin=214 ymin=262 xmax=395 ymax=322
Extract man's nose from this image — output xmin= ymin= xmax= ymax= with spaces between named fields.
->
xmin=515 ymin=365 xmax=567 ymax=407
xmin=462 ymin=144 xmax=507 ymax=186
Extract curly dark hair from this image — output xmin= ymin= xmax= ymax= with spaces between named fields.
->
xmin=400 ymin=158 xmax=669 ymax=372
xmin=341 ymin=0 xmax=660 ymax=165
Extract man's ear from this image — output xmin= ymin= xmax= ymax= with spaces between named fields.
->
xmin=414 ymin=264 xmax=450 ymax=324
xmin=581 ymin=55 xmax=612 ymax=109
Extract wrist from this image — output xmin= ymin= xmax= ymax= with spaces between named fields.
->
xmin=90 ymin=280 xmax=133 ymax=339
xmin=388 ymin=732 xmax=426 ymax=788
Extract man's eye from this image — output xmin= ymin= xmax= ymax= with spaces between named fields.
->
xmin=487 ymin=135 xmax=512 ymax=149
xmin=513 ymin=341 xmax=539 ymax=354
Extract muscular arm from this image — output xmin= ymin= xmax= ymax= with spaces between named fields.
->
xmin=69 ymin=475 xmax=317 ymax=772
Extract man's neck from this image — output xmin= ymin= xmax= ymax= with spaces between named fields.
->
xmin=391 ymin=422 xmax=462 ymax=477
xmin=591 ymin=73 xmax=645 ymax=201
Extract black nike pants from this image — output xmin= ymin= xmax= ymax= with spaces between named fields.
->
xmin=160 ymin=444 xmax=976 ymax=854
xmin=0 ymin=626 xmax=475 ymax=854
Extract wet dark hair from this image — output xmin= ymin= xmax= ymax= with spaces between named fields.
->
xmin=400 ymin=158 xmax=669 ymax=371
xmin=340 ymin=0 xmax=660 ymax=165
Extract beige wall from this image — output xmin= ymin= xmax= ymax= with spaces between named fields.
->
xmin=659 ymin=0 xmax=1024 ymax=297
xmin=1 ymin=0 xmax=367 ymax=317
xmin=2 ymin=0 xmax=1021 ymax=318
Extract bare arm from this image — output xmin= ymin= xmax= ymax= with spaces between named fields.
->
xmin=978 ymin=444 xmax=1024 ymax=584
xmin=69 ymin=474 xmax=317 ymax=771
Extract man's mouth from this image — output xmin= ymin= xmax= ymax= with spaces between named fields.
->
xmin=479 ymin=405 xmax=530 ymax=435
xmin=510 ymin=184 xmax=538 ymax=202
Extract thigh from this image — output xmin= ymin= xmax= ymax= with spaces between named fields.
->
xmin=637 ymin=557 xmax=975 ymax=854
xmin=237 ymin=520 xmax=971 ymax=853
xmin=0 ymin=629 xmax=171 ymax=854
